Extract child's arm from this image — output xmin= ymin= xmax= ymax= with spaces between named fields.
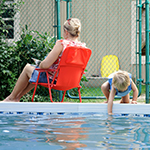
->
xmin=107 ymin=86 xmax=116 ymax=115
xmin=131 ymin=80 xmax=138 ymax=104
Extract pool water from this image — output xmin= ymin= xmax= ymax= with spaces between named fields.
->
xmin=0 ymin=112 xmax=150 ymax=150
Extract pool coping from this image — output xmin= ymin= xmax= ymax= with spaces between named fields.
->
xmin=0 ymin=102 xmax=149 ymax=114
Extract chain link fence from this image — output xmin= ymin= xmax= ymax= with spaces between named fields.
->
xmin=68 ymin=0 xmax=141 ymax=101
xmin=19 ymin=0 xmax=58 ymax=102
xmin=1 ymin=0 xmax=146 ymax=102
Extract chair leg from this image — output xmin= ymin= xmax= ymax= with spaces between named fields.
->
xmin=31 ymin=87 xmax=37 ymax=102
xmin=61 ymin=91 xmax=66 ymax=102
xmin=48 ymin=87 xmax=53 ymax=102
xmin=78 ymin=87 xmax=82 ymax=103
xmin=46 ymin=72 xmax=53 ymax=102
xmin=31 ymin=73 xmax=41 ymax=102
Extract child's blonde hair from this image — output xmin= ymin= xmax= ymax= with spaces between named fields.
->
xmin=63 ymin=18 xmax=81 ymax=37
xmin=112 ymin=70 xmax=130 ymax=91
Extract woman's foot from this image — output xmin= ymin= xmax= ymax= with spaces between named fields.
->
xmin=2 ymin=96 xmax=20 ymax=102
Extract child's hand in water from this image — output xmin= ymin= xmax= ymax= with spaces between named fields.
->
xmin=108 ymin=112 xmax=113 ymax=115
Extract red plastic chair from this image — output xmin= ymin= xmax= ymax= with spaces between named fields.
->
xmin=31 ymin=46 xmax=92 ymax=103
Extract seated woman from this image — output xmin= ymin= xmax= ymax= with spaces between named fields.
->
xmin=3 ymin=18 xmax=86 ymax=102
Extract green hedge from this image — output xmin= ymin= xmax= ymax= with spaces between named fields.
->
xmin=0 ymin=25 xmax=55 ymax=100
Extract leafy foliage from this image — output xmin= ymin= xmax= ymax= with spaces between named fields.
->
xmin=14 ymin=25 xmax=56 ymax=75
xmin=0 ymin=0 xmax=24 ymax=38
xmin=0 ymin=43 xmax=16 ymax=99
xmin=0 ymin=0 xmax=23 ymax=99
xmin=0 ymin=25 xmax=55 ymax=100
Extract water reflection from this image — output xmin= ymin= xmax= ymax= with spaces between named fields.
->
xmin=103 ymin=115 xmax=150 ymax=149
xmin=1 ymin=113 xmax=150 ymax=149
xmin=43 ymin=117 xmax=88 ymax=150
xmin=14 ymin=115 xmax=89 ymax=149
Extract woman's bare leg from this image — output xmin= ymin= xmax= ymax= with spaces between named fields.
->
xmin=16 ymin=83 xmax=35 ymax=100
xmin=101 ymin=81 xmax=110 ymax=103
xmin=120 ymin=94 xmax=130 ymax=103
xmin=3 ymin=64 xmax=35 ymax=102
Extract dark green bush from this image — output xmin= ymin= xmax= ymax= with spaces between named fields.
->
xmin=0 ymin=41 xmax=17 ymax=99
xmin=0 ymin=25 xmax=55 ymax=100
xmin=14 ymin=25 xmax=56 ymax=75
xmin=0 ymin=0 xmax=24 ymax=100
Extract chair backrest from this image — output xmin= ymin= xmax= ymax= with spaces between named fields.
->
xmin=100 ymin=55 xmax=119 ymax=77
xmin=53 ymin=46 xmax=92 ymax=91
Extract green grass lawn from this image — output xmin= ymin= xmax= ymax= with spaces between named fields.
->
xmin=64 ymin=84 xmax=147 ymax=103
xmin=22 ymin=84 xmax=147 ymax=103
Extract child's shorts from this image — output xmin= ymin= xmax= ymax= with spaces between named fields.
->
xmin=29 ymin=68 xmax=52 ymax=83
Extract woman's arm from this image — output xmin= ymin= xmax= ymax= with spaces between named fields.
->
xmin=107 ymin=86 xmax=116 ymax=115
xmin=131 ymin=80 xmax=138 ymax=104
xmin=39 ymin=41 xmax=63 ymax=69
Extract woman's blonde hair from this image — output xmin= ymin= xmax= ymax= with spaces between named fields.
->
xmin=63 ymin=18 xmax=81 ymax=37
xmin=112 ymin=70 xmax=130 ymax=91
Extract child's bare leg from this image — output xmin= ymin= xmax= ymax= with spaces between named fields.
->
xmin=120 ymin=94 xmax=130 ymax=103
xmin=101 ymin=81 xmax=110 ymax=103
xmin=3 ymin=64 xmax=35 ymax=102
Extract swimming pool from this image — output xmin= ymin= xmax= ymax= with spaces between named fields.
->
xmin=0 ymin=103 xmax=150 ymax=149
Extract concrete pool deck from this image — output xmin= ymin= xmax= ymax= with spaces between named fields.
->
xmin=112 ymin=94 xmax=146 ymax=104
xmin=0 ymin=101 xmax=149 ymax=114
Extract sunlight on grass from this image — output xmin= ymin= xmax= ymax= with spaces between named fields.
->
xmin=64 ymin=84 xmax=147 ymax=103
